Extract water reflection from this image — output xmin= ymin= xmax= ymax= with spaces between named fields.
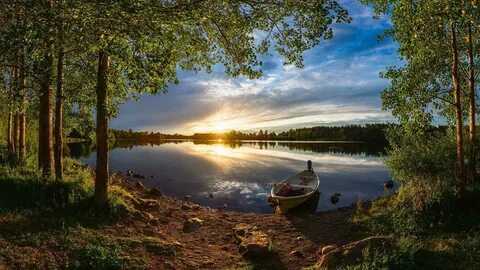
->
xmin=71 ymin=140 xmax=390 ymax=213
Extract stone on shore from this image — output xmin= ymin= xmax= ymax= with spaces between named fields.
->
xmin=317 ymin=236 xmax=393 ymax=269
xmin=143 ymin=237 xmax=178 ymax=256
xmin=233 ymin=223 xmax=272 ymax=257
xmin=320 ymin=244 xmax=338 ymax=255
xmin=148 ymin=187 xmax=163 ymax=197
xmin=135 ymin=181 xmax=145 ymax=190
xmin=183 ymin=217 xmax=204 ymax=233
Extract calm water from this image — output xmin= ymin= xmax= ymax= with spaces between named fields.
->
xmin=70 ymin=140 xmax=391 ymax=213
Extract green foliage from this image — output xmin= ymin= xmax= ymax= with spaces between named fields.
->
xmin=72 ymin=243 xmax=123 ymax=270
xmin=0 ymin=160 xmax=93 ymax=211
xmin=386 ymin=127 xmax=456 ymax=203
xmin=339 ymin=242 xmax=417 ymax=270
xmin=112 ymin=124 xmax=391 ymax=143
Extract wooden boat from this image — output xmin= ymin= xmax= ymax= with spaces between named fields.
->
xmin=269 ymin=161 xmax=320 ymax=213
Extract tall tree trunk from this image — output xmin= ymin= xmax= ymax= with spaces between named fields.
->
xmin=7 ymin=111 xmax=14 ymax=155
xmin=18 ymin=51 xmax=27 ymax=165
xmin=451 ymin=22 xmax=466 ymax=195
xmin=54 ymin=36 xmax=64 ymax=181
xmin=38 ymin=51 xmax=54 ymax=176
xmin=95 ymin=50 xmax=110 ymax=207
xmin=13 ymin=113 xmax=20 ymax=161
xmin=19 ymin=112 xmax=26 ymax=164
xmin=467 ymin=23 xmax=476 ymax=181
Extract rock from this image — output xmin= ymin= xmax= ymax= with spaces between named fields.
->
xmin=148 ymin=188 xmax=163 ymax=197
xmin=191 ymin=204 xmax=201 ymax=210
xmin=320 ymin=245 xmax=338 ymax=255
xmin=143 ymin=237 xmax=177 ymax=256
xmin=149 ymin=218 xmax=160 ymax=226
xmin=233 ymin=223 xmax=272 ymax=257
xmin=139 ymin=199 xmax=159 ymax=210
xmin=238 ymin=230 xmax=271 ymax=257
xmin=183 ymin=217 xmax=203 ymax=233
xmin=233 ymin=223 xmax=251 ymax=240
xmin=133 ymin=173 xmax=145 ymax=179
xmin=135 ymin=181 xmax=145 ymax=190
xmin=163 ymin=261 xmax=175 ymax=270
xmin=330 ymin=193 xmax=341 ymax=205
xmin=142 ymin=211 xmax=155 ymax=221
xmin=181 ymin=204 xmax=192 ymax=211
xmin=317 ymin=236 xmax=393 ymax=269
xmin=289 ymin=250 xmax=304 ymax=257
xmin=384 ymin=180 xmax=394 ymax=189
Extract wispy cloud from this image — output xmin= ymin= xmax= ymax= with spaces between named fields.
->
xmin=111 ymin=0 xmax=399 ymax=134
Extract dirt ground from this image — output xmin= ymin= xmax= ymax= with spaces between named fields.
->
xmin=0 ymin=175 xmax=361 ymax=270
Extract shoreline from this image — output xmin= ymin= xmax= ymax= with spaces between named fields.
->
xmin=108 ymin=173 xmax=362 ymax=269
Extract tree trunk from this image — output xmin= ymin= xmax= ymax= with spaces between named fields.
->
xmin=95 ymin=50 xmax=110 ymax=207
xmin=54 ymin=38 xmax=64 ymax=181
xmin=451 ymin=22 xmax=466 ymax=195
xmin=19 ymin=112 xmax=26 ymax=164
xmin=13 ymin=113 xmax=20 ymax=161
xmin=18 ymin=50 xmax=27 ymax=165
xmin=467 ymin=23 xmax=476 ymax=182
xmin=7 ymin=111 xmax=14 ymax=155
xmin=38 ymin=51 xmax=54 ymax=177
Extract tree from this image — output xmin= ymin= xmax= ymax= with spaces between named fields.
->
xmin=37 ymin=1 xmax=55 ymax=176
xmin=365 ymin=0 xmax=479 ymax=196
xmin=54 ymin=0 xmax=65 ymax=180
xmin=450 ymin=21 xmax=465 ymax=192
xmin=80 ymin=0 xmax=351 ymax=206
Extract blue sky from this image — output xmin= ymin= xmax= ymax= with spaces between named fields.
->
xmin=111 ymin=0 xmax=401 ymax=134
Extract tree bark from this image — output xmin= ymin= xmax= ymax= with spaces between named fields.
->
xmin=18 ymin=51 xmax=27 ymax=165
xmin=38 ymin=51 xmax=54 ymax=177
xmin=7 ymin=111 xmax=14 ymax=155
xmin=19 ymin=112 xmax=26 ymax=163
xmin=54 ymin=30 xmax=64 ymax=181
xmin=38 ymin=0 xmax=54 ymax=176
xmin=95 ymin=50 xmax=110 ymax=207
xmin=13 ymin=113 xmax=20 ymax=160
xmin=467 ymin=23 xmax=476 ymax=181
xmin=451 ymin=22 xmax=466 ymax=195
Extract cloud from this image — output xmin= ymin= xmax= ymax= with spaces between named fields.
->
xmin=111 ymin=0 xmax=399 ymax=134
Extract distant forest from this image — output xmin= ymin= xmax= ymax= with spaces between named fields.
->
xmin=111 ymin=124 xmax=392 ymax=144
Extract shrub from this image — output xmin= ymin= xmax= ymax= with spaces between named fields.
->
xmin=0 ymin=161 xmax=94 ymax=211
xmin=380 ymin=127 xmax=461 ymax=234
xmin=72 ymin=243 xmax=123 ymax=270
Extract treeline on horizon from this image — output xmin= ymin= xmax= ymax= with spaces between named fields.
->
xmin=110 ymin=124 xmax=448 ymax=144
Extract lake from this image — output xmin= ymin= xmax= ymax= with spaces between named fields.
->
xmin=70 ymin=140 xmax=391 ymax=213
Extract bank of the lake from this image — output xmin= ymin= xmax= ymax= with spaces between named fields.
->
xmin=1 ymin=161 xmax=479 ymax=270
xmin=0 ymin=164 xmax=361 ymax=269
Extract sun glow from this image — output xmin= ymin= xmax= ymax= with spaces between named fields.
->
xmin=188 ymin=109 xmax=249 ymax=133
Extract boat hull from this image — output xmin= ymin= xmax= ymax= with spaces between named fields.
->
xmin=270 ymin=169 xmax=320 ymax=213
xmin=274 ymin=196 xmax=312 ymax=214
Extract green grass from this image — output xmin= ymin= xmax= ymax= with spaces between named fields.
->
xmin=0 ymin=155 xmax=144 ymax=269
xmin=345 ymin=187 xmax=480 ymax=270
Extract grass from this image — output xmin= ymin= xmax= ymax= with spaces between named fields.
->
xmin=0 ymin=155 xmax=145 ymax=269
xmin=345 ymin=187 xmax=480 ymax=270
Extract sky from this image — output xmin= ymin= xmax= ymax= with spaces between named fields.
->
xmin=111 ymin=0 xmax=401 ymax=135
